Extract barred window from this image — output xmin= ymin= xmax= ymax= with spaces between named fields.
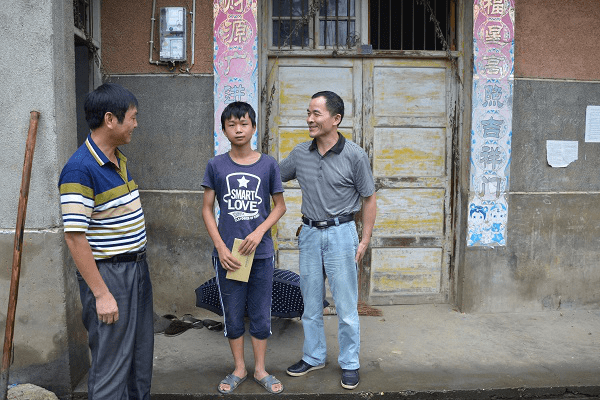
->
xmin=74 ymin=0 xmax=91 ymax=35
xmin=272 ymin=0 xmax=356 ymax=49
xmin=74 ymin=0 xmax=101 ymax=145
xmin=271 ymin=0 xmax=455 ymax=52
xmin=370 ymin=0 xmax=454 ymax=51
xmin=318 ymin=0 xmax=356 ymax=47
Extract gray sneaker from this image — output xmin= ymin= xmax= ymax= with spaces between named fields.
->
xmin=286 ymin=360 xmax=325 ymax=376
xmin=341 ymin=369 xmax=359 ymax=389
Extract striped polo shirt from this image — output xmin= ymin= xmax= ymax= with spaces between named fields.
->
xmin=59 ymin=134 xmax=147 ymax=260
xmin=280 ymin=133 xmax=375 ymax=221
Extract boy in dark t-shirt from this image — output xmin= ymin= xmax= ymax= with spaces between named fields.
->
xmin=201 ymin=102 xmax=286 ymax=394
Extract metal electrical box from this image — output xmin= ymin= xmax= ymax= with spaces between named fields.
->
xmin=159 ymin=7 xmax=186 ymax=62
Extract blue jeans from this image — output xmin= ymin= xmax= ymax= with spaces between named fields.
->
xmin=214 ymin=256 xmax=273 ymax=340
xmin=298 ymin=220 xmax=360 ymax=370
xmin=78 ymin=257 xmax=154 ymax=400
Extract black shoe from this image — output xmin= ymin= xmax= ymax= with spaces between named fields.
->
xmin=341 ymin=369 xmax=359 ymax=389
xmin=286 ymin=360 xmax=325 ymax=376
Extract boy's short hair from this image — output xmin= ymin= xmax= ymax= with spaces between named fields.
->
xmin=221 ymin=101 xmax=257 ymax=130
xmin=312 ymin=91 xmax=344 ymax=125
xmin=84 ymin=83 xmax=139 ymax=130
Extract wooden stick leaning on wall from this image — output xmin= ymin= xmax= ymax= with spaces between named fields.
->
xmin=1 ymin=111 xmax=40 ymax=400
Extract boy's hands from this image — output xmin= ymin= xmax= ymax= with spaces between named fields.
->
xmin=216 ymin=245 xmax=242 ymax=271
xmin=217 ymin=229 xmax=263 ymax=270
xmin=238 ymin=230 xmax=262 ymax=256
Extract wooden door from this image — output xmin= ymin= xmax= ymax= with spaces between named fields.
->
xmin=268 ymin=56 xmax=456 ymax=304
xmin=363 ymin=58 xmax=456 ymax=304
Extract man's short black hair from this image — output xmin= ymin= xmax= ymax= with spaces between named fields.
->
xmin=221 ymin=101 xmax=257 ymax=131
xmin=312 ymin=91 xmax=344 ymax=125
xmin=84 ymin=83 xmax=139 ymax=130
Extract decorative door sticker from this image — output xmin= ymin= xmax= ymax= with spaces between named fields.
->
xmin=468 ymin=0 xmax=514 ymax=247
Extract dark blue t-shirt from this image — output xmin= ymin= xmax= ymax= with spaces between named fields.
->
xmin=202 ymin=153 xmax=284 ymax=259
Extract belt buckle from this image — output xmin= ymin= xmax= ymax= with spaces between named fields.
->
xmin=316 ymin=220 xmax=328 ymax=228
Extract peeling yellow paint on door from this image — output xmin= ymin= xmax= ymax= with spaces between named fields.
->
xmin=374 ymin=188 xmax=444 ymax=236
xmin=373 ymin=127 xmax=445 ymax=177
xmin=371 ymin=248 xmax=442 ymax=295
xmin=278 ymin=65 xmax=355 ymax=117
xmin=374 ymin=67 xmax=446 ymax=118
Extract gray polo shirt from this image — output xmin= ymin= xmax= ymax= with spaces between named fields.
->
xmin=280 ymin=133 xmax=375 ymax=221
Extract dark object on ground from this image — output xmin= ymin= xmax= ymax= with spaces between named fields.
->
xmin=202 ymin=319 xmax=224 ymax=331
xmin=195 ymin=268 xmax=329 ymax=318
xmin=153 ymin=313 xmax=173 ymax=333
xmin=181 ymin=314 xmax=204 ymax=329
xmin=163 ymin=319 xmax=193 ymax=337
xmin=156 ymin=314 xmax=222 ymax=336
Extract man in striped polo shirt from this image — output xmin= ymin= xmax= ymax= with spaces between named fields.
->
xmin=281 ymin=91 xmax=377 ymax=390
xmin=59 ymin=83 xmax=153 ymax=399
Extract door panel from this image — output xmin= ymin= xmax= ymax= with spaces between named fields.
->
xmin=364 ymin=58 xmax=454 ymax=304
xmin=373 ymin=127 xmax=446 ymax=177
xmin=371 ymin=248 xmax=443 ymax=298
xmin=375 ymin=188 xmax=445 ymax=237
xmin=278 ymin=66 xmax=356 ymax=118
xmin=373 ymin=67 xmax=447 ymax=121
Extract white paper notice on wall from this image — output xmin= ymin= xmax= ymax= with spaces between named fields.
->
xmin=546 ymin=140 xmax=578 ymax=168
xmin=585 ymin=106 xmax=600 ymax=142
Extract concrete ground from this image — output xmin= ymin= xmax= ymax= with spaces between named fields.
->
xmin=74 ymin=304 xmax=600 ymax=399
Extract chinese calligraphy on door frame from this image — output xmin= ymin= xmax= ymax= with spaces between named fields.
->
xmin=213 ymin=0 xmax=259 ymax=156
xmin=468 ymin=0 xmax=515 ymax=247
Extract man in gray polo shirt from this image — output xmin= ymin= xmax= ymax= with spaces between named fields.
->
xmin=280 ymin=91 xmax=376 ymax=390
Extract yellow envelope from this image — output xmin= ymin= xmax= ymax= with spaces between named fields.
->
xmin=226 ymin=238 xmax=255 ymax=282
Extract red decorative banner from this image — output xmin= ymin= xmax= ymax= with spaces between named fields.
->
xmin=213 ymin=0 xmax=258 ymax=155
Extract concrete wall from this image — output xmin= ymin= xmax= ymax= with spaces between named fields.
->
xmin=108 ymin=75 xmax=216 ymax=315
xmin=459 ymin=0 xmax=600 ymax=312
xmin=102 ymin=0 xmax=216 ymax=316
xmin=0 ymin=0 xmax=88 ymax=397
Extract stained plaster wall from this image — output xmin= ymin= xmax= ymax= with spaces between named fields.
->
xmin=459 ymin=0 xmax=600 ymax=312
xmin=0 ymin=0 xmax=88 ymax=397
xmin=108 ymin=75 xmax=215 ymax=315
xmin=102 ymin=0 xmax=216 ymax=316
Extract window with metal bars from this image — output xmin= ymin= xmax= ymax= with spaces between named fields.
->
xmin=73 ymin=0 xmax=101 ymax=145
xmin=271 ymin=0 xmax=455 ymax=52
xmin=74 ymin=0 xmax=91 ymax=34
xmin=271 ymin=0 xmax=356 ymax=49
xmin=370 ymin=0 xmax=454 ymax=51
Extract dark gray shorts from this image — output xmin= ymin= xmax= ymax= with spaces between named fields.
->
xmin=213 ymin=256 xmax=273 ymax=340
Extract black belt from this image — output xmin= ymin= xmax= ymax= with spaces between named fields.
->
xmin=98 ymin=249 xmax=146 ymax=263
xmin=302 ymin=214 xmax=354 ymax=229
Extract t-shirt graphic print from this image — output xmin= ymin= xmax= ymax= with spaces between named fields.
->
xmin=224 ymin=172 xmax=263 ymax=222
